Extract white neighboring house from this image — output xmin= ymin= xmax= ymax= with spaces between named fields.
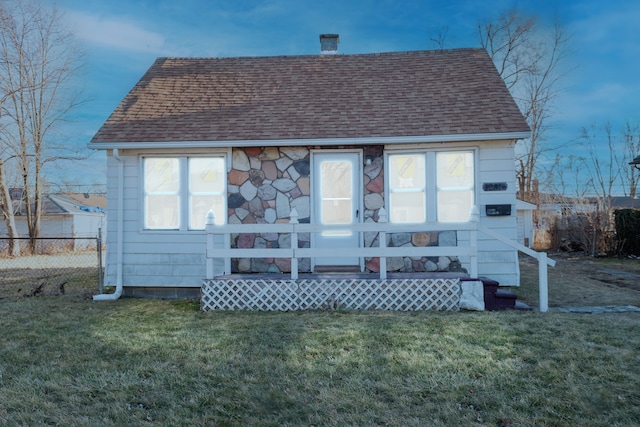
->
xmin=516 ymin=199 xmax=536 ymax=249
xmin=1 ymin=193 xmax=107 ymax=251
xmin=88 ymin=38 xmax=532 ymax=300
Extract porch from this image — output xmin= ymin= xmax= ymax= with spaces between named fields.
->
xmin=202 ymin=207 xmax=554 ymax=312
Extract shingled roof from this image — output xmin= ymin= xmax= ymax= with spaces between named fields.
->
xmin=91 ymin=48 xmax=529 ymax=144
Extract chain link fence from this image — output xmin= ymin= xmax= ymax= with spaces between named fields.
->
xmin=0 ymin=237 xmax=104 ymax=299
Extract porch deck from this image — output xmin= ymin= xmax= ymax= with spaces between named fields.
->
xmin=212 ymin=271 xmax=470 ymax=281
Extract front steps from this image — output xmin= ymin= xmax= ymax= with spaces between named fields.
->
xmin=479 ymin=277 xmax=529 ymax=311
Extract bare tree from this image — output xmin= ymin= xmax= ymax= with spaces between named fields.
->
xmin=619 ymin=120 xmax=640 ymax=198
xmin=0 ymin=0 xmax=84 ymax=251
xmin=478 ymin=10 xmax=570 ymax=203
xmin=0 ymin=154 xmax=20 ymax=255
xmin=549 ymin=124 xmax=623 ymax=255
xmin=580 ymin=123 xmax=620 ymax=201
xmin=578 ymin=124 xmax=621 ymax=254
xmin=429 ymin=26 xmax=449 ymax=50
xmin=478 ymin=10 xmax=536 ymax=91
xmin=545 ymin=152 xmax=589 ymax=200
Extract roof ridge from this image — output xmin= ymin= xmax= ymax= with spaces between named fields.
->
xmin=154 ymin=47 xmax=487 ymax=62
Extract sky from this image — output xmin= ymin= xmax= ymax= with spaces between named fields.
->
xmin=51 ymin=0 xmax=640 ymax=194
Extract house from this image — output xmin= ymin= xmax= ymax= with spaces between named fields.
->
xmin=516 ymin=199 xmax=536 ymax=249
xmin=89 ymin=35 xmax=536 ymax=309
xmin=534 ymin=193 xmax=600 ymax=250
xmin=535 ymin=194 xmax=640 ymax=252
xmin=0 ymin=192 xmax=106 ymax=252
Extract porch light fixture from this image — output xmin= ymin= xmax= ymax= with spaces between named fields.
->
xmin=630 ymin=155 xmax=640 ymax=170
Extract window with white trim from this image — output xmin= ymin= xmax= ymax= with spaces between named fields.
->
xmin=388 ymin=150 xmax=474 ymax=223
xmin=143 ymin=156 xmax=226 ymax=230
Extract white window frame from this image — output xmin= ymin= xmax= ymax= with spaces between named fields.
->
xmin=386 ymin=149 xmax=477 ymax=223
xmin=142 ymin=155 xmax=227 ymax=231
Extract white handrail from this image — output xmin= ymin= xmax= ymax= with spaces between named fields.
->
xmin=477 ymin=225 xmax=555 ymax=312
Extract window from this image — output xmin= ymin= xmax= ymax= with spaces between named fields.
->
xmin=388 ymin=150 xmax=474 ymax=223
xmin=143 ymin=157 xmax=225 ymax=230
xmin=388 ymin=154 xmax=426 ymax=223
xmin=436 ymin=151 xmax=474 ymax=222
xmin=144 ymin=158 xmax=180 ymax=229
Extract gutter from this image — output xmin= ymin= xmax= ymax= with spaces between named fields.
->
xmin=86 ymin=131 xmax=532 ymax=151
xmin=93 ymin=148 xmax=124 ymax=301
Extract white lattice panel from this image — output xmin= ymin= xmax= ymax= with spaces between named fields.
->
xmin=201 ymin=278 xmax=460 ymax=311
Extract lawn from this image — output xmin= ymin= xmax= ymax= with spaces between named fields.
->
xmin=1 ymin=296 xmax=638 ymax=426
xmin=517 ymin=252 xmax=640 ymax=308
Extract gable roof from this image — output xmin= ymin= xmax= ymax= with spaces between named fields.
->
xmin=63 ymin=192 xmax=107 ymax=210
xmin=91 ymin=48 xmax=529 ymax=147
xmin=9 ymin=193 xmax=107 ymax=216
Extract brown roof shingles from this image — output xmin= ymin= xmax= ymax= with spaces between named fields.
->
xmin=91 ymin=48 xmax=529 ymax=143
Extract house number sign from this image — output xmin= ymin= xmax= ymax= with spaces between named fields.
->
xmin=482 ymin=182 xmax=508 ymax=191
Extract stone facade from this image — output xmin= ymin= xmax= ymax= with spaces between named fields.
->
xmin=227 ymin=146 xmax=464 ymax=275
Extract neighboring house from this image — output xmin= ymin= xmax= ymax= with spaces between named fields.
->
xmin=535 ymin=194 xmax=640 ymax=251
xmin=516 ymin=199 xmax=536 ymax=249
xmin=538 ymin=193 xmax=598 ymax=218
xmin=608 ymin=196 xmax=640 ymax=210
xmin=89 ymin=36 xmax=532 ymax=306
xmin=1 ymin=192 xmax=106 ymax=251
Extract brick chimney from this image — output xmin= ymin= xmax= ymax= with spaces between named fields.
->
xmin=320 ymin=34 xmax=339 ymax=54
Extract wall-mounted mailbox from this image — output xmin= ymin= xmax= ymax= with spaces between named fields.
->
xmin=486 ymin=204 xmax=512 ymax=216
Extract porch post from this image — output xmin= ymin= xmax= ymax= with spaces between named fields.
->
xmin=290 ymin=208 xmax=299 ymax=280
xmin=469 ymin=205 xmax=479 ymax=278
xmin=378 ymin=207 xmax=387 ymax=280
xmin=223 ymin=225 xmax=231 ymax=275
xmin=205 ymin=210 xmax=216 ymax=280
xmin=539 ymin=252 xmax=549 ymax=313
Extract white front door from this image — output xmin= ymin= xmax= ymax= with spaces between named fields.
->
xmin=312 ymin=152 xmax=361 ymax=268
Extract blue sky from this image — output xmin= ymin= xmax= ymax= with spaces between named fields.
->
xmin=53 ymin=0 xmax=640 ymax=192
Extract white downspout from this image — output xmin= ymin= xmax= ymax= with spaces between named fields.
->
xmin=93 ymin=148 xmax=124 ymax=301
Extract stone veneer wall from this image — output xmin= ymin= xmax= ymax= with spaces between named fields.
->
xmin=227 ymin=146 xmax=464 ymax=275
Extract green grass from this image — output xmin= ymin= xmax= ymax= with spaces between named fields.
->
xmin=1 ymin=297 xmax=638 ymax=426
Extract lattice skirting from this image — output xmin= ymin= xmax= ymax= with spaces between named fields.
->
xmin=201 ymin=278 xmax=461 ymax=311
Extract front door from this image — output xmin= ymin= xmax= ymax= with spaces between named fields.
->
xmin=312 ymin=152 xmax=361 ymax=268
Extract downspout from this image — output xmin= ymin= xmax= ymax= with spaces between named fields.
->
xmin=93 ymin=148 xmax=124 ymax=301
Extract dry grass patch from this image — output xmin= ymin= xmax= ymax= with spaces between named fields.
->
xmin=518 ymin=253 xmax=640 ymax=307
xmin=0 ymin=252 xmax=100 ymax=299
xmin=0 ymin=296 xmax=638 ymax=426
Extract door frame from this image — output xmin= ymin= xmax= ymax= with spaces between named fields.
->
xmin=310 ymin=149 xmax=364 ymax=271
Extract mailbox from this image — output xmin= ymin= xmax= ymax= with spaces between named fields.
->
xmin=485 ymin=204 xmax=512 ymax=216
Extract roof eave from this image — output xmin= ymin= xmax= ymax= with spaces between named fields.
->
xmin=88 ymin=131 xmax=531 ymax=150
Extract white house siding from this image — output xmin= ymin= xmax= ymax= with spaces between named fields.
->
xmin=103 ymin=152 xmax=223 ymax=291
xmin=104 ymin=140 xmax=521 ymax=291
xmin=103 ymin=153 xmax=121 ymax=287
xmin=476 ymin=140 xmax=520 ymax=286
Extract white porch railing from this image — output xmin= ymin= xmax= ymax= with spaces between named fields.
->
xmin=206 ymin=207 xmax=479 ymax=279
xmin=205 ymin=206 xmax=556 ymax=312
